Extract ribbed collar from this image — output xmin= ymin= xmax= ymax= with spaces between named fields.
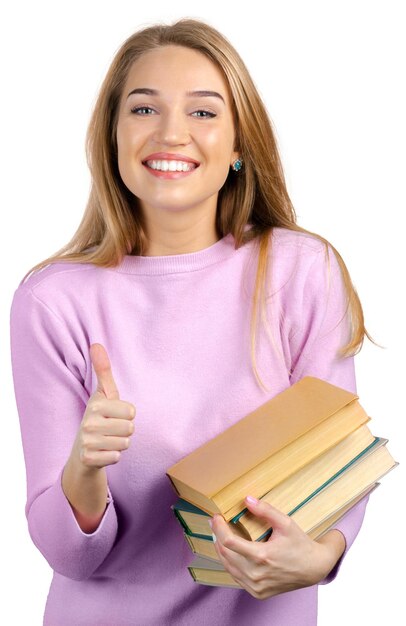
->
xmin=113 ymin=232 xmax=240 ymax=275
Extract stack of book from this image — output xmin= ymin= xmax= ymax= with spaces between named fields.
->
xmin=166 ymin=376 xmax=398 ymax=588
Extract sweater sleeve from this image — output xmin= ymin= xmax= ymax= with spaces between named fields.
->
xmin=9 ymin=284 xmax=118 ymax=581
xmin=287 ymin=242 xmax=369 ymax=585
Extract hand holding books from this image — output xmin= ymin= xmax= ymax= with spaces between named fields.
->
xmin=208 ymin=494 xmax=343 ymax=599
xmin=166 ymin=376 xmax=398 ymax=588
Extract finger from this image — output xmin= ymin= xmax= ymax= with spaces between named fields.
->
xmin=90 ymin=398 xmax=135 ymax=421
xmin=88 ymin=434 xmax=132 ymax=451
xmin=90 ymin=343 xmax=120 ymax=400
xmin=212 ymin=539 xmax=245 ymax=588
xmin=210 ymin=515 xmax=260 ymax=559
xmin=81 ymin=449 xmax=122 ymax=467
xmin=87 ymin=414 xmax=134 ymax=439
xmin=244 ymin=496 xmax=292 ymax=534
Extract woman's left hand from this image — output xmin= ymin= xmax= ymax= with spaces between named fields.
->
xmin=209 ymin=495 xmax=342 ymax=600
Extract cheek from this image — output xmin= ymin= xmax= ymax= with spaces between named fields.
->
xmin=203 ymin=128 xmax=221 ymax=146
xmin=116 ymin=127 xmax=139 ymax=182
xmin=199 ymin=126 xmax=234 ymax=160
xmin=116 ymin=132 xmax=135 ymax=190
xmin=117 ymin=124 xmax=133 ymax=157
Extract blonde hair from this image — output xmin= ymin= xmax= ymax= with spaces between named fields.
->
xmin=20 ymin=17 xmax=378 ymax=391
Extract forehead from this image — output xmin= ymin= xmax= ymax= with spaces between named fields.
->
xmin=123 ymin=45 xmax=232 ymax=104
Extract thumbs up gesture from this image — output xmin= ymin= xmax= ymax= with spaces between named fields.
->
xmin=61 ymin=343 xmax=135 ymax=532
xmin=76 ymin=343 xmax=136 ymax=470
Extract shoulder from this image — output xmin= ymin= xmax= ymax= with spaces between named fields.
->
xmin=11 ymin=260 xmax=105 ymax=316
xmin=263 ymin=227 xmax=345 ymax=300
xmin=267 ymin=227 xmax=330 ymax=279
xmin=271 ymin=226 xmax=326 ymax=254
xmin=19 ymin=260 xmax=95 ymax=287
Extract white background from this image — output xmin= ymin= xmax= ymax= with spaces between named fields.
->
xmin=1 ymin=1 xmax=405 ymax=624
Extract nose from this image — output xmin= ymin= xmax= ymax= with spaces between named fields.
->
xmin=153 ymin=110 xmax=190 ymax=146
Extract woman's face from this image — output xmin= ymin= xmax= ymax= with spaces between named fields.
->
xmin=116 ymin=45 xmax=239 ymax=229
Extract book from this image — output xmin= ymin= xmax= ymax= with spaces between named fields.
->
xmin=186 ymin=484 xmax=381 ymax=586
xmin=172 ymin=438 xmax=396 ymax=550
xmin=165 ymin=376 xmax=398 ymax=587
xmin=166 ymin=376 xmax=369 ymax=520
xmin=171 ymin=424 xmax=383 ymax=539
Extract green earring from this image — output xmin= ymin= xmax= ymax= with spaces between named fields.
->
xmin=231 ymin=157 xmax=243 ymax=172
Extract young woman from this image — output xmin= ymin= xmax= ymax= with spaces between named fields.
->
xmin=10 ymin=17 xmax=375 ymax=626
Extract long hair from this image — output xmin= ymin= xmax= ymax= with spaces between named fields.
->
xmin=20 ymin=17 xmax=378 ymax=391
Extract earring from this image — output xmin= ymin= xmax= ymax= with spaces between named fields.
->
xmin=231 ymin=157 xmax=243 ymax=172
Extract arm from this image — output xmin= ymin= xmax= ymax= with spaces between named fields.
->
xmin=61 ymin=457 xmax=109 ymax=534
xmin=287 ymin=240 xmax=370 ymax=584
xmin=9 ymin=285 xmax=118 ymax=580
xmin=317 ymin=498 xmax=368 ymax=584
xmin=316 ymin=529 xmax=346 ymax=569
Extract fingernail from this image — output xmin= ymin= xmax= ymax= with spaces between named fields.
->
xmin=208 ymin=518 xmax=213 ymax=529
xmin=212 ymin=532 xmax=217 ymax=543
xmin=246 ymin=495 xmax=259 ymax=505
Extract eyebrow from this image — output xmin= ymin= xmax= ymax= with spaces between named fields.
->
xmin=126 ymin=87 xmax=225 ymax=104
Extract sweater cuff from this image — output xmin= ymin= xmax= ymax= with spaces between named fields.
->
xmin=27 ymin=467 xmax=118 ymax=580
xmin=318 ymin=494 xmax=369 ymax=585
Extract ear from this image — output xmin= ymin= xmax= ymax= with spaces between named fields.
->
xmin=231 ymin=148 xmax=240 ymax=165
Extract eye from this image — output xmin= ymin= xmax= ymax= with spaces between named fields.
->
xmin=192 ymin=110 xmax=217 ymax=119
xmin=130 ymin=106 xmax=156 ymax=115
xmin=130 ymin=106 xmax=216 ymax=119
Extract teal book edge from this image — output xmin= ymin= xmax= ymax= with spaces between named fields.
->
xmin=171 ymin=436 xmax=382 ymax=542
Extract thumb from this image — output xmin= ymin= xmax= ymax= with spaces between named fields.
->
xmin=90 ymin=343 xmax=120 ymax=400
xmin=244 ymin=495 xmax=291 ymax=534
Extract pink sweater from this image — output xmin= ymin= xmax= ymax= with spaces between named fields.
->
xmin=10 ymin=226 xmax=369 ymax=625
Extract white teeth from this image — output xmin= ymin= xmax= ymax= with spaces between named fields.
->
xmin=145 ymin=159 xmax=196 ymax=172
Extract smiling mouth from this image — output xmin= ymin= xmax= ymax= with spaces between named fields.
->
xmin=142 ymin=160 xmax=199 ymax=172
xmin=141 ymin=161 xmax=199 ymax=179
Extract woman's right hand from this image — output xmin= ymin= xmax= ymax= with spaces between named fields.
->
xmin=73 ymin=342 xmax=136 ymax=470
xmin=62 ymin=343 xmax=134 ymax=530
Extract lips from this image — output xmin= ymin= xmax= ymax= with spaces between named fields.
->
xmin=142 ymin=152 xmax=200 ymax=166
xmin=142 ymin=162 xmax=197 ymax=179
